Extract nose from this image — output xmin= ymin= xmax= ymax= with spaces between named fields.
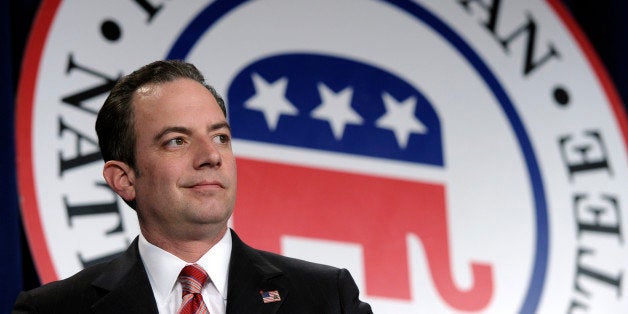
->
xmin=194 ymin=138 xmax=222 ymax=169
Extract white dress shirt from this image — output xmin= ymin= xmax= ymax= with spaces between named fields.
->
xmin=138 ymin=230 xmax=232 ymax=314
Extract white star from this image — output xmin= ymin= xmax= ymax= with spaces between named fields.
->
xmin=244 ymin=73 xmax=298 ymax=131
xmin=310 ymin=83 xmax=363 ymax=140
xmin=375 ymin=92 xmax=427 ymax=149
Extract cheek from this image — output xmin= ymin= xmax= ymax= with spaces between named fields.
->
xmin=141 ymin=154 xmax=182 ymax=176
xmin=137 ymin=161 xmax=179 ymax=189
xmin=226 ymin=159 xmax=238 ymax=183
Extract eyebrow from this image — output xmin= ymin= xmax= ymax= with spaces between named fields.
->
xmin=209 ymin=121 xmax=231 ymax=133
xmin=154 ymin=122 xmax=231 ymax=142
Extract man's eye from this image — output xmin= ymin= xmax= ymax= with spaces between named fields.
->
xmin=166 ymin=138 xmax=185 ymax=147
xmin=214 ymin=134 xmax=230 ymax=144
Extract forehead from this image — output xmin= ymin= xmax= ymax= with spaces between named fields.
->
xmin=131 ymin=78 xmax=222 ymax=119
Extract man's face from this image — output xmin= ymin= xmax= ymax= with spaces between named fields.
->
xmin=130 ymin=78 xmax=236 ymax=239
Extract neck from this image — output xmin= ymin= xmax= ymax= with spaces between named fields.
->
xmin=141 ymin=224 xmax=229 ymax=262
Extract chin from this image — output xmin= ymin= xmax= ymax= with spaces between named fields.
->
xmin=193 ymin=208 xmax=232 ymax=224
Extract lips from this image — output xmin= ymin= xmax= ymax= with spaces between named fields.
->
xmin=184 ymin=179 xmax=225 ymax=190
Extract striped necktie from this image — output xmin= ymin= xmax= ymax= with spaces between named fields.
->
xmin=178 ymin=264 xmax=210 ymax=314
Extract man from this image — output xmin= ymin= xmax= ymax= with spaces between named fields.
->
xmin=13 ymin=60 xmax=372 ymax=313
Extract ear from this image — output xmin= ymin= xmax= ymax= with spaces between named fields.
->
xmin=103 ymin=160 xmax=137 ymax=202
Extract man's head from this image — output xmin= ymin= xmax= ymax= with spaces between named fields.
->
xmin=96 ymin=60 xmax=236 ymax=240
xmin=96 ymin=60 xmax=226 ymax=172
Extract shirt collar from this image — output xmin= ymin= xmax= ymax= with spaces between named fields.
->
xmin=138 ymin=230 xmax=232 ymax=305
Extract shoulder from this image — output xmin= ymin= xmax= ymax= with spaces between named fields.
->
xmin=13 ymin=239 xmax=142 ymax=313
xmin=13 ymin=262 xmax=110 ymax=313
xmin=254 ymin=248 xmax=372 ymax=313
xmin=230 ymin=230 xmax=372 ymax=313
xmin=231 ymin=230 xmax=342 ymax=281
xmin=255 ymin=248 xmax=341 ymax=279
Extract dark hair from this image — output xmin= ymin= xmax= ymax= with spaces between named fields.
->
xmin=95 ymin=60 xmax=226 ymax=171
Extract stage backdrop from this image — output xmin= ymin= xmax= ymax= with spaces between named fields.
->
xmin=14 ymin=1 xmax=628 ymax=313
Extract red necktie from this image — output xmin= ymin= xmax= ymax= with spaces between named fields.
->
xmin=178 ymin=264 xmax=210 ymax=314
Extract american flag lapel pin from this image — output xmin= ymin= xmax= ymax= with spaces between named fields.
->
xmin=260 ymin=290 xmax=281 ymax=303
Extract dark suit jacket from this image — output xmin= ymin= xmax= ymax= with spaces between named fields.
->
xmin=13 ymin=230 xmax=372 ymax=313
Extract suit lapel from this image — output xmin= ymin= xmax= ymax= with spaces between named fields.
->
xmin=227 ymin=230 xmax=290 ymax=314
xmin=90 ymin=238 xmax=158 ymax=314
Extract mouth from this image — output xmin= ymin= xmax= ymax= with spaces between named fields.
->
xmin=186 ymin=180 xmax=225 ymax=191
